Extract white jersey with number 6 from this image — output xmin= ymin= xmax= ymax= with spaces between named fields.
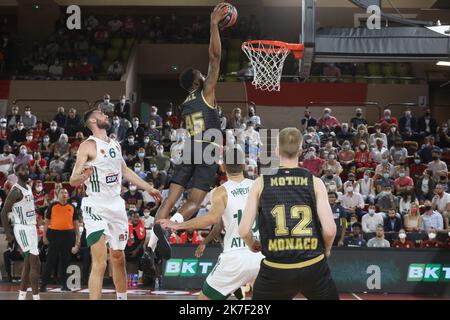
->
xmin=84 ymin=136 xmax=123 ymax=199
xmin=221 ymin=178 xmax=259 ymax=253
xmin=11 ymin=183 xmax=36 ymax=226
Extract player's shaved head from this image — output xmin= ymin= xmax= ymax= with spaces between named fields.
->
xmin=278 ymin=127 xmax=303 ymax=159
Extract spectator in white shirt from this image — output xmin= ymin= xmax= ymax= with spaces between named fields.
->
xmin=98 ymin=94 xmax=115 ymax=115
xmin=374 ymin=151 xmax=394 ymax=177
xmin=369 ymin=124 xmax=388 ymax=148
xmin=242 ymin=122 xmax=262 ymax=161
xmin=356 ymin=169 xmax=376 ymax=204
xmin=0 ymin=144 xmax=15 ymax=176
xmin=361 ymin=204 xmax=384 ymax=233
xmin=246 ymin=105 xmax=261 ymax=129
xmin=432 ymin=183 xmax=450 ymax=217
xmin=389 ymin=139 xmax=408 ymax=165
xmin=371 ymin=139 xmax=389 ymax=164
xmin=107 ymin=60 xmax=124 ymax=80
xmin=341 ymin=184 xmax=366 ymax=220
xmin=48 ymin=59 xmax=63 ymax=80
xmin=85 ymin=15 xmax=99 ymax=31
xmin=108 ymin=16 xmax=123 ymax=34
xmin=420 ymin=200 xmax=444 ymax=231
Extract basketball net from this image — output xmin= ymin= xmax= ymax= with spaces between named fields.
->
xmin=242 ymin=41 xmax=304 ymax=92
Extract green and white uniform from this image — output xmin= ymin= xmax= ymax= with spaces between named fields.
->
xmin=11 ymin=183 xmax=38 ymax=256
xmin=81 ymin=136 xmax=128 ymax=250
xmin=203 ymin=178 xmax=264 ymax=300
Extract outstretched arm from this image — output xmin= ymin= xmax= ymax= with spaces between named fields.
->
xmin=203 ymin=4 xmax=228 ymax=105
xmin=1 ymin=188 xmax=22 ymax=243
xmin=159 ymin=186 xmax=227 ymax=231
xmin=121 ymin=161 xmax=162 ymax=201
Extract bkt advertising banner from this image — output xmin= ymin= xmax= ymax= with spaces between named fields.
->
xmin=163 ymin=245 xmax=450 ymax=295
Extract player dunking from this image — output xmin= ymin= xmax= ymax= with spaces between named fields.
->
xmin=70 ymin=109 xmax=161 ymax=300
xmin=239 ymin=128 xmax=339 ymax=300
xmin=141 ymin=3 xmax=229 ymax=273
xmin=1 ymin=164 xmax=41 ymax=300
xmin=160 ymin=147 xmax=263 ymax=300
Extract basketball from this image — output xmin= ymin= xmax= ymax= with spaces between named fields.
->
xmin=218 ymin=3 xmax=238 ymax=29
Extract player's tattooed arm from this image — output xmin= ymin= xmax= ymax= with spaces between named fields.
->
xmin=1 ymin=187 xmax=23 ymax=243
xmin=239 ymin=177 xmax=262 ymax=248
xmin=69 ymin=141 xmax=94 ymax=187
xmin=203 ymin=3 xmax=228 ymax=105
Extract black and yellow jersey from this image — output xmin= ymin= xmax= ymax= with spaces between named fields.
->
xmin=180 ymin=88 xmax=221 ymax=137
xmin=258 ymin=167 xmax=324 ymax=264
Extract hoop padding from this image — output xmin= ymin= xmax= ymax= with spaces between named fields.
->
xmin=242 ymin=40 xmax=304 ymax=92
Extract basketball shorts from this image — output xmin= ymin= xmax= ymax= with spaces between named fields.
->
xmin=13 ymin=224 xmax=39 ymax=257
xmin=252 ymin=254 xmax=339 ymax=300
xmin=203 ymin=250 xmax=264 ymax=300
xmin=81 ymin=196 xmax=128 ymax=251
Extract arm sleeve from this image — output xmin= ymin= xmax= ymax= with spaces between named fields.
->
xmin=72 ymin=205 xmax=79 ymax=221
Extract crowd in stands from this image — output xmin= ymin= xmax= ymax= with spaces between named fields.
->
xmin=0 ymin=96 xmax=448 ymax=286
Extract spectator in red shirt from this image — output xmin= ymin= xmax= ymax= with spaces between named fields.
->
xmin=70 ymin=131 xmax=85 ymax=151
xmin=392 ymin=229 xmax=415 ymax=248
xmin=410 ymin=154 xmax=427 ymax=182
xmin=170 ymin=231 xmax=188 ymax=244
xmin=94 ymin=26 xmax=109 ymax=47
xmin=63 ymin=61 xmax=78 ymax=80
xmin=302 ymin=148 xmax=325 ymax=177
xmin=188 ymin=230 xmax=203 ymax=244
xmin=33 ymin=121 xmax=46 ymax=141
xmin=165 ymin=109 xmax=179 ymax=129
xmin=0 ymin=118 xmax=9 ymax=149
xmin=29 ymin=151 xmax=47 ymax=181
xmin=394 ymin=167 xmax=414 ymax=195
xmin=317 ymin=108 xmax=340 ymax=131
xmin=420 ymin=228 xmax=443 ymax=248
xmin=32 ymin=180 xmax=49 ymax=216
xmin=23 ymin=130 xmax=38 ymax=153
xmin=77 ymin=58 xmax=94 ymax=80
xmin=379 ymin=109 xmax=398 ymax=133
xmin=355 ymin=140 xmax=375 ymax=175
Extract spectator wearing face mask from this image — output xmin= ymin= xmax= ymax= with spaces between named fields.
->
xmin=133 ymin=162 xmax=148 ymax=180
xmin=321 ymin=168 xmax=343 ymax=192
xmin=374 ymin=152 xmax=394 ymax=179
xmin=134 ymin=147 xmax=151 ymax=171
xmin=15 ymin=146 xmax=32 ymax=166
xmin=350 ymin=108 xmax=368 ymax=131
xmin=9 ymin=121 xmax=27 ymax=147
xmin=306 ymin=127 xmax=321 ymax=146
xmin=302 ymin=134 xmax=320 ymax=153
xmin=379 ymin=109 xmax=398 ymax=133
xmin=98 ymin=94 xmax=115 ymax=116
xmin=437 ymin=122 xmax=450 ymax=149
xmin=384 ymin=208 xmax=403 ymax=232
xmin=341 ymin=184 xmax=366 ymax=221
xmin=354 ymin=124 xmax=370 ymax=148
xmin=386 ymin=124 xmax=402 ymax=149
xmin=32 ymin=180 xmax=49 ymax=217
xmin=33 ymin=122 xmax=46 ymax=141
xmin=375 ymin=185 xmax=396 ymax=212
xmin=410 ymin=154 xmax=427 ymax=182
xmin=338 ymin=140 xmax=355 ymax=172
xmin=109 ymin=116 xmax=127 ymax=142
xmin=29 ymin=152 xmax=47 ymax=181
xmin=0 ymin=144 xmax=15 ymax=176
xmin=122 ymin=134 xmax=140 ymax=157
xmin=49 ymin=59 xmax=64 ymax=80
xmin=403 ymin=203 xmax=421 ymax=232
xmin=392 ymin=229 xmax=414 ymax=248
xmin=22 ymin=106 xmax=37 ymax=130
xmin=23 ymin=130 xmax=38 ymax=153
xmin=336 ymin=123 xmax=354 ymax=145
xmin=114 ymin=95 xmax=131 ymax=121
xmin=418 ymin=108 xmax=437 ymax=137
xmin=230 ymin=108 xmax=243 ymax=130
xmin=355 ymin=140 xmax=374 ymax=174
xmin=343 ymin=222 xmax=366 ymax=247
xmin=123 ymin=184 xmax=144 ymax=213
xmin=107 ymin=60 xmax=124 ymax=80
xmin=399 ymin=108 xmax=418 ymax=140
xmin=427 ymin=149 xmax=447 ymax=183
xmin=302 ymin=148 xmax=325 ymax=177
xmin=142 ymin=206 xmax=155 ymax=245
xmin=420 ymin=200 xmax=444 ymax=232
xmin=150 ymin=145 xmax=170 ymax=173
xmin=343 ymin=172 xmax=357 ymax=192
xmin=125 ymin=211 xmax=146 ymax=280
xmin=367 ymin=225 xmax=391 ymax=248
xmin=431 ymin=184 xmax=450 ymax=218
xmin=398 ymin=192 xmax=418 ymax=215
xmin=125 ymin=117 xmax=145 ymax=144
xmin=394 ymin=167 xmax=414 ymax=195
xmin=389 ymin=139 xmax=407 ymax=165
xmin=7 ymin=105 xmax=21 ymax=130
xmin=420 ymin=227 xmax=443 ymax=248
xmin=245 ymin=162 xmax=258 ymax=180
xmin=415 ymin=170 xmax=435 ymax=203
xmin=317 ymin=108 xmax=340 ymax=131
xmin=148 ymin=106 xmax=163 ymax=130
xmin=46 ymin=121 xmax=62 ymax=143
xmin=246 ymin=106 xmax=261 ymax=129
xmin=148 ymin=165 xmax=166 ymax=191
xmin=356 ymin=170 xmax=376 ymax=204
xmin=361 ymin=204 xmax=384 ymax=233
xmin=145 ymin=120 xmax=161 ymax=143
xmin=371 ymin=139 xmax=389 ymax=165
xmin=217 ymin=107 xmax=227 ymax=132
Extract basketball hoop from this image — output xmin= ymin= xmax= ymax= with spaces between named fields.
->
xmin=242 ymin=40 xmax=304 ymax=92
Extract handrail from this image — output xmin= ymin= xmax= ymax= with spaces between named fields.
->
xmin=13 ymin=99 xmax=91 ymax=107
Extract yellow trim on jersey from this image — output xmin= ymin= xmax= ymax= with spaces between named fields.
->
xmin=258 ymin=175 xmax=264 ymax=198
xmin=201 ymin=90 xmax=216 ymax=109
xmin=263 ymin=254 xmax=324 ymax=270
